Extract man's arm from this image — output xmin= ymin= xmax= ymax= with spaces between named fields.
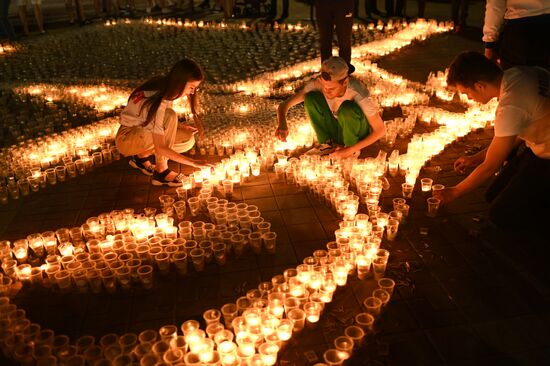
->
xmin=435 ymin=135 xmax=518 ymax=203
xmin=275 ymin=88 xmax=306 ymax=141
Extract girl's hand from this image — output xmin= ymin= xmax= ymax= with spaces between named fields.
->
xmin=190 ymin=159 xmax=214 ymax=169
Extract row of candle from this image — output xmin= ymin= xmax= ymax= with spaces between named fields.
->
xmin=0 ymin=193 xmax=277 ymax=292
xmin=15 ymin=84 xmax=130 ymax=113
xmin=0 ymin=208 xmax=394 ymax=365
xmin=0 ymin=118 xmax=120 ymax=202
xmin=224 ymin=19 xmax=444 ymax=97
xmin=353 ymin=19 xmax=453 ymax=57
xmin=398 ymin=103 xmax=497 ymax=184
xmin=137 ymin=17 xmax=311 ymax=31
xmin=0 ymin=44 xmax=16 ymax=56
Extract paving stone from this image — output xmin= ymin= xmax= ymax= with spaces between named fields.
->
xmin=275 ymin=193 xmax=312 ymax=209
xmin=286 ymin=222 xmax=328 ymax=243
xmin=240 ymin=184 xmax=274 ymax=199
xmin=405 ymin=298 xmax=467 ymax=328
xmin=281 ymin=207 xmax=319 ymax=226
xmin=243 ymin=196 xmax=279 ymax=211
xmin=376 ymin=331 xmax=444 ymax=366
xmin=426 ymin=326 xmax=496 ymax=363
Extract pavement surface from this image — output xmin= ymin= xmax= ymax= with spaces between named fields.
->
xmin=2 ymin=2 xmax=550 ymax=366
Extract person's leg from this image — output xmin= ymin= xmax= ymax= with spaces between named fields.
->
xmin=0 ymin=0 xmax=16 ymax=41
xmin=485 ymin=144 xmax=525 ymax=203
xmin=65 ymin=0 xmax=75 ymax=23
xmin=33 ymin=3 xmax=44 ymax=33
xmin=304 ymin=91 xmax=340 ymax=144
xmin=93 ymin=0 xmax=101 ymax=16
xmin=395 ymin=0 xmax=403 ymax=17
xmin=280 ymin=0 xmax=288 ymax=18
xmin=334 ymin=0 xmax=354 ymax=65
xmin=75 ymin=0 xmax=86 ymax=22
xmin=417 ymin=0 xmax=425 ymax=18
xmin=451 ymin=0 xmax=459 ymax=26
xmin=267 ymin=0 xmax=276 ymax=19
xmin=384 ymin=0 xmax=393 ymax=17
xmin=314 ymin=0 xmax=334 ymax=62
xmin=18 ymin=5 xmax=29 ymax=35
xmin=488 ymin=149 xmax=550 ymax=230
xmin=459 ymin=0 xmax=469 ymax=27
xmin=336 ymin=100 xmax=371 ymax=147
xmin=172 ymin=126 xmax=196 ymax=154
xmin=154 ymin=108 xmax=178 ymax=173
xmin=115 ymin=126 xmax=152 ymax=153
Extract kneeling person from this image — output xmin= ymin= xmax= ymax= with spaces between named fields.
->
xmin=435 ymin=51 xmax=550 ymax=230
xmin=116 ymin=58 xmax=211 ymax=187
xmin=275 ymin=56 xmax=385 ymax=158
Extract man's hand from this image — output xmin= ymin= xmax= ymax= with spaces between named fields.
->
xmin=454 ymin=155 xmax=477 ymax=173
xmin=275 ymin=126 xmax=289 ymax=142
xmin=484 ymin=48 xmax=498 ymax=63
xmin=329 ymin=146 xmax=357 ymax=159
xmin=433 ymin=187 xmax=460 ymax=204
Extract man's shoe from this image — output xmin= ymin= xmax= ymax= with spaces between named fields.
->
xmin=129 ymin=156 xmax=155 ymax=176
xmin=152 ymin=169 xmax=186 ymax=187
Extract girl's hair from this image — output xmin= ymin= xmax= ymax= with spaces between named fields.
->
xmin=129 ymin=58 xmax=204 ymax=126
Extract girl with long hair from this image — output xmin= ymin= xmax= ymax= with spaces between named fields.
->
xmin=116 ymin=58 xmax=211 ymax=187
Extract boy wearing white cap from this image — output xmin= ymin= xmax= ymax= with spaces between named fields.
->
xmin=275 ymin=56 xmax=386 ymax=159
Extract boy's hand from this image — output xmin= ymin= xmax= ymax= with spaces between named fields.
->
xmin=330 ymin=146 xmax=357 ymax=159
xmin=275 ymin=126 xmax=289 ymax=142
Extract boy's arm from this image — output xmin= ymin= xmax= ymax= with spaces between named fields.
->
xmin=331 ymin=113 xmax=386 ymax=158
xmin=275 ymin=88 xmax=306 ymax=141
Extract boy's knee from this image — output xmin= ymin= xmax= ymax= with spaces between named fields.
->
xmin=338 ymin=100 xmax=362 ymax=121
xmin=304 ymin=91 xmax=324 ymax=107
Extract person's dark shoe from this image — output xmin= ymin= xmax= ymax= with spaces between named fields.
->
xmin=371 ymin=9 xmax=383 ymax=16
xmin=199 ymin=0 xmax=210 ymax=9
xmin=152 ymin=169 xmax=186 ymax=187
xmin=129 ymin=155 xmax=155 ymax=176
xmin=276 ymin=16 xmax=287 ymax=23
